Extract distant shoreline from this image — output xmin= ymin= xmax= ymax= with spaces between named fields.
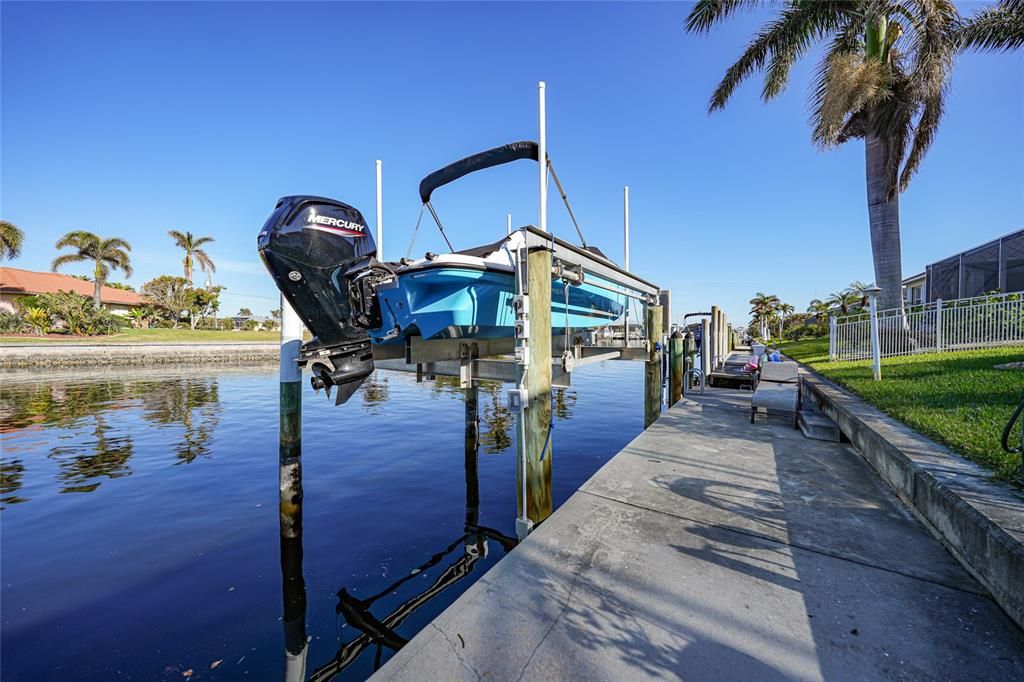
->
xmin=0 ymin=342 xmax=280 ymax=368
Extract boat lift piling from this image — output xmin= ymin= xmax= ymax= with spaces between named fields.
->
xmin=669 ymin=330 xmax=684 ymax=406
xmin=279 ymin=296 xmax=308 ymax=681
xmin=644 ymin=304 xmax=663 ymax=428
xmin=376 ymin=160 xmax=384 ymax=261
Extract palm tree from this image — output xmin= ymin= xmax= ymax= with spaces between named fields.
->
xmin=749 ymin=292 xmax=780 ymax=340
xmin=778 ymin=302 xmax=795 ymax=339
xmin=0 ymin=220 xmax=24 ymax=260
xmin=685 ymin=1 xmax=964 ymax=311
xmin=958 ymin=0 xmax=1024 ymax=52
xmin=167 ymin=230 xmax=215 ymax=282
xmin=848 ymin=281 xmax=872 ymax=308
xmin=52 ymin=231 xmax=133 ymax=308
xmin=807 ymin=298 xmax=832 ymax=334
xmin=826 ymin=290 xmax=860 ymax=316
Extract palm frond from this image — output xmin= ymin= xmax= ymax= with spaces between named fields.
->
xmin=957 ymin=0 xmax=1024 ymax=52
xmin=101 ymin=237 xmax=132 ymax=253
xmin=899 ymin=87 xmax=943 ymax=192
xmin=55 ymin=230 xmax=100 ymax=251
xmin=51 ymin=253 xmax=88 ymax=271
xmin=194 ymin=250 xmax=216 ymax=273
xmin=168 ymin=230 xmax=189 ymax=246
xmin=710 ymin=3 xmax=853 ymax=111
xmin=684 ymin=0 xmax=761 ymax=34
xmin=192 ymin=236 xmax=215 ymax=247
xmin=761 ymin=2 xmax=853 ymax=101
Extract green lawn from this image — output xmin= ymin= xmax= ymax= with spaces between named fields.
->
xmin=778 ymin=338 xmax=1024 ymax=481
xmin=0 ymin=328 xmax=283 ymax=344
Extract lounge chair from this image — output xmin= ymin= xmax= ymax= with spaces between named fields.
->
xmin=750 ymin=360 xmax=801 ymax=428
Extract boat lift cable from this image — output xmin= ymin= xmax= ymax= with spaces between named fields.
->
xmin=547 ymin=160 xmax=588 ymax=248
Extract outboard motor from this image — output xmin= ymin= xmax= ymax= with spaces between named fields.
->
xmin=258 ymin=195 xmax=391 ymax=405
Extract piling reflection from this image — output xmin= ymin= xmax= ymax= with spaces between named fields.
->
xmin=0 ymin=374 xmax=222 ymax=501
xmin=309 ymin=384 xmax=518 ymax=680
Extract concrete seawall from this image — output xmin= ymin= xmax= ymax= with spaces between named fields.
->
xmin=0 ymin=342 xmax=279 ymax=368
xmin=800 ymin=371 xmax=1024 ymax=631
xmin=373 ymin=390 xmax=1024 ymax=680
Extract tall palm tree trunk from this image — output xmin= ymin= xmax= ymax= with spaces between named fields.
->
xmin=865 ymin=133 xmax=904 ymax=311
xmin=92 ymin=261 xmax=103 ymax=308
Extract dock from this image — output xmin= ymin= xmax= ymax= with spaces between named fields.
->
xmin=373 ymin=388 xmax=1024 ymax=680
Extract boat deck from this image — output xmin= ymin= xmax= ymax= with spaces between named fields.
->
xmin=373 ymin=388 xmax=1024 ymax=680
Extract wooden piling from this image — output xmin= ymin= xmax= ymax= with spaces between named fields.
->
xmin=644 ymin=304 xmax=663 ymax=428
xmin=682 ymin=332 xmax=694 ymax=394
xmin=700 ymin=317 xmax=711 ymax=380
xmin=517 ymin=247 xmax=553 ymax=527
xmin=710 ymin=305 xmax=719 ymax=371
xmin=669 ymin=330 xmax=684 ymax=406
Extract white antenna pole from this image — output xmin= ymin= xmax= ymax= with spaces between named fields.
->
xmin=538 ymin=81 xmax=548 ymax=233
xmin=623 ymin=185 xmax=630 ymax=270
xmin=507 ymin=213 xmax=512 ymax=236
xmin=375 ymin=159 xmax=383 ymax=261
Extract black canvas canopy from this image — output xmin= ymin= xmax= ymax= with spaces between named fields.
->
xmin=419 ymin=141 xmax=539 ymax=204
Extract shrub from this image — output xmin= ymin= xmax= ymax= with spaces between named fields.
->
xmin=0 ymin=311 xmax=26 ymax=334
xmin=24 ymin=307 xmax=51 ymax=335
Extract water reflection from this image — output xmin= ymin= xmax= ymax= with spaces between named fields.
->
xmin=305 ymin=384 xmax=518 ymax=680
xmin=1 ymin=458 xmax=27 ymax=506
xmin=0 ymin=372 xmax=222 ymax=500
xmin=360 ymin=372 xmax=391 ymax=415
xmin=141 ymin=380 xmax=222 ymax=463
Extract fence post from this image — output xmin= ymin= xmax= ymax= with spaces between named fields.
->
xmin=829 ymin=315 xmax=837 ymax=361
xmin=935 ymin=299 xmax=944 ymax=352
xmin=868 ymin=289 xmax=882 ymax=381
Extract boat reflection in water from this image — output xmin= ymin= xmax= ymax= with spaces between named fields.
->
xmin=281 ymin=385 xmax=522 ymax=680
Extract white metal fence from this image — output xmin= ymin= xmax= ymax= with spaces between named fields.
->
xmin=829 ymin=292 xmax=1024 ymax=362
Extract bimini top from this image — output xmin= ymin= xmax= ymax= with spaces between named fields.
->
xmin=418 ymin=141 xmax=540 ymax=204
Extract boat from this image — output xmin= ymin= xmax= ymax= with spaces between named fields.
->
xmin=258 ymin=141 xmax=627 ymax=404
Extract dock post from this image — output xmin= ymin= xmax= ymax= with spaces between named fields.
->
xmin=644 ymin=303 xmax=663 ymax=428
xmin=700 ymin=317 xmax=711 ymax=381
xmin=279 ymin=296 xmax=307 ymax=681
xmin=669 ymin=330 xmax=683 ymax=406
xmin=682 ymin=331 xmax=694 ymax=394
xmin=710 ymin=305 xmax=719 ymax=371
xmin=516 ymin=246 xmax=553 ymax=538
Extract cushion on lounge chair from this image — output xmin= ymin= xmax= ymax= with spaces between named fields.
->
xmin=759 ymin=361 xmax=799 ymax=383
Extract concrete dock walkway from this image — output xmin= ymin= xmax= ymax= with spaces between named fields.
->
xmin=374 ymin=388 xmax=1024 ymax=680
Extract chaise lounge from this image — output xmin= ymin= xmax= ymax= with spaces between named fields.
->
xmin=750 ymin=360 xmax=801 ymax=427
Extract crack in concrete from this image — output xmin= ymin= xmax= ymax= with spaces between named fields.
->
xmin=514 ymin=545 xmax=598 ymax=682
xmin=430 ymin=622 xmax=483 ymax=681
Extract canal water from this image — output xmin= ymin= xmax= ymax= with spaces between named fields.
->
xmin=0 ymin=361 xmax=644 ymax=680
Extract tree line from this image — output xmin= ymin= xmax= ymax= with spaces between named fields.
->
xmin=0 ymin=221 xmax=277 ymax=336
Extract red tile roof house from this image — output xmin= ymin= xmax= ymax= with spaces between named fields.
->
xmin=0 ymin=267 xmax=147 ymax=316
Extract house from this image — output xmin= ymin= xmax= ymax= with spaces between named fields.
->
xmin=0 ymin=267 xmax=147 ymax=315
xmin=902 ymin=228 xmax=1024 ymax=304
xmin=231 ymin=314 xmax=272 ymax=330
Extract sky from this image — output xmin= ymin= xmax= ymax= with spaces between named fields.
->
xmin=2 ymin=1 xmax=1022 ymax=324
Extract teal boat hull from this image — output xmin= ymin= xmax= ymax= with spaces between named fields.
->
xmin=370 ymin=266 xmax=625 ymax=345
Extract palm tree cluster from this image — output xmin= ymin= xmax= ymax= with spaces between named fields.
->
xmin=807 ymin=281 xmax=878 ymax=321
xmin=749 ymin=292 xmax=789 ymax=340
xmin=686 ymin=0 xmax=1024 ymax=312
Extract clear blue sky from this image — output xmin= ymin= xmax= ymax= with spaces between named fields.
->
xmin=3 ymin=1 xmax=1022 ymax=324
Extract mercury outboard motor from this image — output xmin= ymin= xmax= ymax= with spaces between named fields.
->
xmin=258 ymin=195 xmax=392 ymax=405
